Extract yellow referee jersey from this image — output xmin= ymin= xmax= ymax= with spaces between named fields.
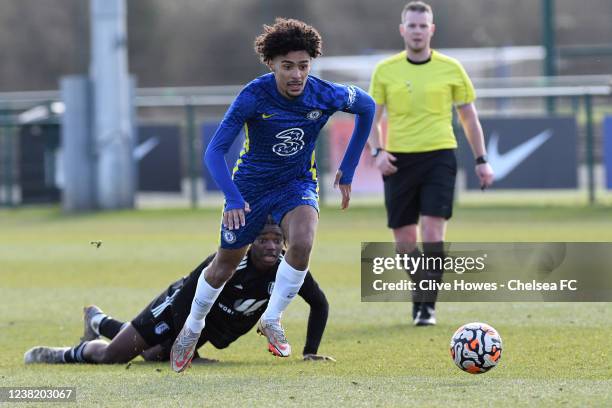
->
xmin=369 ymin=50 xmax=475 ymax=153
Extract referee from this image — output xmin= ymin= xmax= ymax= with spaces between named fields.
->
xmin=368 ymin=1 xmax=494 ymax=326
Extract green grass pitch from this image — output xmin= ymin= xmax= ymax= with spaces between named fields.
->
xmin=1 ymin=205 xmax=611 ymax=406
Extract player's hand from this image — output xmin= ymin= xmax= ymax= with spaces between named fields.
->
xmin=333 ymin=170 xmax=351 ymax=210
xmin=303 ymin=354 xmax=336 ymax=362
xmin=223 ymin=202 xmax=251 ymax=230
xmin=376 ymin=151 xmax=398 ymax=176
xmin=191 ymin=356 xmax=220 ymax=365
xmin=475 ymin=163 xmax=494 ymax=190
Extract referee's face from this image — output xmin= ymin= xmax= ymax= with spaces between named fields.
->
xmin=251 ymin=225 xmax=284 ymax=270
xmin=400 ymin=10 xmax=435 ymax=53
xmin=267 ymin=50 xmax=312 ymax=99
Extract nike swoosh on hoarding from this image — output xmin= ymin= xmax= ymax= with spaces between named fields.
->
xmin=133 ymin=136 xmax=160 ymax=161
xmin=487 ymin=129 xmax=552 ymax=180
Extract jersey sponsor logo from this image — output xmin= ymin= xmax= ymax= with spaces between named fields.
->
xmin=218 ymin=302 xmax=235 ymax=315
xmin=218 ymin=299 xmax=269 ymax=316
xmin=346 ymin=85 xmax=357 ymax=110
xmin=262 ymin=113 xmax=276 ymax=119
xmin=488 ymin=129 xmax=552 ymax=181
xmin=222 ymin=229 xmax=237 ymax=244
xmin=306 ymin=109 xmax=322 ymax=120
xmin=154 ymin=321 xmax=170 ymax=335
xmin=233 ymin=298 xmax=269 ymax=316
xmin=272 ymin=128 xmax=305 ymax=157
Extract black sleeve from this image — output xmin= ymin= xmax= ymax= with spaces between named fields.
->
xmin=297 ymin=271 xmax=329 ymax=355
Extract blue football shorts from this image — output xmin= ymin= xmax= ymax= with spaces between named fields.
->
xmin=218 ymin=179 xmax=319 ymax=249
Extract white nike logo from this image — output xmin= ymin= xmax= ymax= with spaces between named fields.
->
xmin=488 ymin=129 xmax=552 ymax=180
xmin=133 ymin=136 xmax=160 ymax=161
xmin=234 ymin=284 xmax=243 ymax=290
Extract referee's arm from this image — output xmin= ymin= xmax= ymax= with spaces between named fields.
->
xmin=457 ymin=103 xmax=494 ymax=189
xmin=367 ymin=103 xmax=397 ymax=176
xmin=456 ymin=103 xmax=486 ymax=159
xmin=367 ymin=103 xmax=385 ymax=151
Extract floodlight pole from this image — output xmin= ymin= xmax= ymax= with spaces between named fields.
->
xmin=90 ymin=0 xmax=135 ymax=210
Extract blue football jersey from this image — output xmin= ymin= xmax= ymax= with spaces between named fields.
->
xmin=220 ymin=73 xmax=360 ymax=195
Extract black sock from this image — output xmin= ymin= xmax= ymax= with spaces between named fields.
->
xmin=99 ymin=317 xmax=125 ymax=340
xmin=422 ymin=241 xmax=445 ymax=306
xmin=63 ymin=341 xmax=90 ymax=364
xmin=405 ymin=248 xmax=425 ymax=307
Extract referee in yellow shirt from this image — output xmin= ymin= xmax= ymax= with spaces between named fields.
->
xmin=368 ymin=1 xmax=494 ymax=326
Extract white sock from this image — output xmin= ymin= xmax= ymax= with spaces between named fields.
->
xmin=185 ymin=267 xmax=224 ymax=333
xmin=262 ymin=258 xmax=307 ymax=322
xmin=90 ymin=313 xmax=105 ymax=336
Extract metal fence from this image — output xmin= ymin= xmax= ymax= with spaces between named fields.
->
xmin=0 ymin=75 xmax=611 ymax=208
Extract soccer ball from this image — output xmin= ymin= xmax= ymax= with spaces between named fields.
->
xmin=449 ymin=322 xmax=502 ymax=374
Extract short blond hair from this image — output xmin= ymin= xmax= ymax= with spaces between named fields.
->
xmin=401 ymin=1 xmax=433 ymax=22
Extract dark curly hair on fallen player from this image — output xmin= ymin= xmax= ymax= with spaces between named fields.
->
xmin=254 ymin=17 xmax=322 ymax=63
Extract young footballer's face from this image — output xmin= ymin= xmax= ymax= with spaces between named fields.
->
xmin=400 ymin=10 xmax=435 ymax=53
xmin=267 ymin=50 xmax=311 ymax=99
xmin=251 ymin=225 xmax=284 ymax=269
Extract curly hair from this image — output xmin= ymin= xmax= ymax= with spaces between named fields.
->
xmin=254 ymin=18 xmax=322 ymax=63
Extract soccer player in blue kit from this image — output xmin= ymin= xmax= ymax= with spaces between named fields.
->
xmin=170 ymin=18 xmax=375 ymax=372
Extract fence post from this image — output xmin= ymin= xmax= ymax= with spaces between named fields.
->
xmin=0 ymin=123 xmax=5 ymax=206
xmin=186 ymin=102 xmax=199 ymax=208
xmin=0 ymin=114 xmax=15 ymax=208
xmin=584 ymin=94 xmax=595 ymax=205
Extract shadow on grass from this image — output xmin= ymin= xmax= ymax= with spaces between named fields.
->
xmin=126 ymin=358 xmax=288 ymax=370
xmin=334 ymin=321 xmax=456 ymax=341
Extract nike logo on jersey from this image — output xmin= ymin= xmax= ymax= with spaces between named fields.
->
xmin=234 ymin=284 xmax=244 ymax=290
xmin=488 ymin=129 xmax=552 ymax=181
xmin=262 ymin=113 xmax=276 ymax=119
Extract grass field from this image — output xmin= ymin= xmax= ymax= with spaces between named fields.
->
xmin=1 ymin=205 xmax=611 ymax=407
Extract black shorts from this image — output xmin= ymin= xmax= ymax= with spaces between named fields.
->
xmin=131 ymin=271 xmax=203 ymax=350
xmin=131 ymin=293 xmax=186 ymax=349
xmin=383 ymin=149 xmax=457 ymax=228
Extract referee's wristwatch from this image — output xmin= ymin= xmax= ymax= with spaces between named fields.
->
xmin=475 ymin=155 xmax=488 ymax=165
xmin=371 ymin=147 xmax=384 ymax=158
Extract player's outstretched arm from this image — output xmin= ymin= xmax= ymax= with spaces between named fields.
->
xmin=334 ymin=87 xmax=376 ymax=209
xmin=297 ymin=272 xmax=335 ymax=361
xmin=204 ymin=89 xmax=256 ymax=228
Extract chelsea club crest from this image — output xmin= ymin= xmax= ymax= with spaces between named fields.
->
xmin=306 ymin=109 xmax=322 ymax=120
xmin=222 ymin=230 xmax=237 ymax=244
